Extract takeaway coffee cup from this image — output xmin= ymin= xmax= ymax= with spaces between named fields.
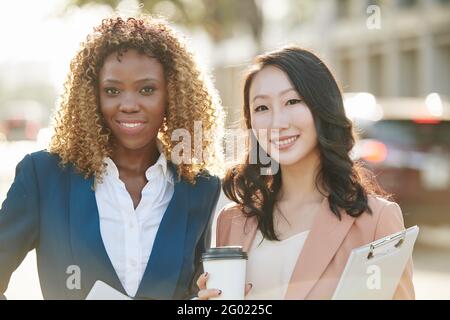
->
xmin=201 ymin=246 xmax=248 ymax=300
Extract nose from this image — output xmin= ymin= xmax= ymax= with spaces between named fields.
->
xmin=119 ymin=93 xmax=140 ymax=113
xmin=271 ymin=107 xmax=289 ymax=129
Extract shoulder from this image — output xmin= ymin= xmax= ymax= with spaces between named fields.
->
xmin=195 ymin=172 xmax=221 ymax=188
xmin=27 ymin=149 xmax=62 ymax=167
xmin=367 ymin=195 xmax=404 ymax=224
xmin=216 ymin=202 xmax=249 ymax=230
xmin=179 ymin=173 xmax=221 ymax=216
xmin=355 ymin=195 xmax=405 ymax=240
xmin=14 ymin=150 xmax=59 ymax=173
xmin=31 ymin=150 xmax=73 ymax=174
xmin=7 ymin=150 xmax=66 ymax=200
xmin=215 ymin=202 xmax=258 ymax=247
xmin=190 ymin=173 xmax=221 ymax=200
xmin=15 ymin=150 xmax=72 ymax=183
xmin=168 ymin=161 xmax=220 ymax=190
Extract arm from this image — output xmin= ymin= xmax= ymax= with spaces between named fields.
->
xmin=0 ymin=154 xmax=40 ymax=299
xmin=183 ymin=177 xmax=221 ymax=299
xmin=374 ymin=202 xmax=415 ymax=300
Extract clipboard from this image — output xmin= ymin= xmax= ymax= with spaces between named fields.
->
xmin=85 ymin=280 xmax=133 ymax=300
xmin=332 ymin=225 xmax=419 ymax=300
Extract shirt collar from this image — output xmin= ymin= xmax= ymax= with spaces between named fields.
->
xmin=155 ymin=138 xmax=169 ymax=177
xmin=103 ymin=140 xmax=173 ymax=184
xmin=150 ymin=150 xmax=171 ymax=181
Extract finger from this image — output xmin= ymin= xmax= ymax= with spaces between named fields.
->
xmin=197 ymin=289 xmax=222 ymax=300
xmin=244 ymin=283 xmax=253 ymax=296
xmin=196 ymin=272 xmax=209 ymax=290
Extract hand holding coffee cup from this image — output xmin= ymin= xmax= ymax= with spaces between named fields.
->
xmin=198 ymin=246 xmax=252 ymax=300
xmin=196 ymin=273 xmax=252 ymax=300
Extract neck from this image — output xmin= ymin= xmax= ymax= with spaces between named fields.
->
xmin=278 ymin=148 xmax=323 ymax=204
xmin=111 ymin=140 xmax=160 ymax=174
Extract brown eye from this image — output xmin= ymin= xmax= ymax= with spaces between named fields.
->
xmin=286 ymin=99 xmax=302 ymax=106
xmin=104 ymin=88 xmax=120 ymax=95
xmin=140 ymin=87 xmax=155 ymax=95
xmin=254 ymin=105 xmax=268 ymax=112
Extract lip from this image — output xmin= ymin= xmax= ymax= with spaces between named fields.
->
xmin=115 ymin=120 xmax=147 ymax=135
xmin=270 ymin=134 xmax=300 ymax=151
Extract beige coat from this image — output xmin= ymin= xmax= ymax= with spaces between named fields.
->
xmin=215 ymin=196 xmax=415 ymax=300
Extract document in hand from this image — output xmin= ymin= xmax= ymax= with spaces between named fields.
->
xmin=332 ymin=225 xmax=419 ymax=300
xmin=85 ymin=280 xmax=133 ymax=300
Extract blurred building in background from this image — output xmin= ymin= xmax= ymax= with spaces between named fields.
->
xmin=312 ymin=0 xmax=449 ymax=99
xmin=216 ymin=0 xmax=450 ymax=121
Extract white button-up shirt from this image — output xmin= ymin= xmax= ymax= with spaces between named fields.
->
xmin=95 ymin=151 xmax=174 ymax=297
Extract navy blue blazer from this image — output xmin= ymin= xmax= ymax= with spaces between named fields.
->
xmin=0 ymin=150 xmax=221 ymax=299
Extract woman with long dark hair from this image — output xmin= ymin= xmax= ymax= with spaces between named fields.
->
xmin=196 ymin=46 xmax=414 ymax=300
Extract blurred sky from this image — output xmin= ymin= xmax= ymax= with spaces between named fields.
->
xmin=0 ymin=0 xmax=301 ymax=88
xmin=0 ymin=0 xmax=113 ymax=90
xmin=0 ymin=0 xmax=261 ymax=85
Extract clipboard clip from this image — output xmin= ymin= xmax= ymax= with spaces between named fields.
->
xmin=367 ymin=230 xmax=406 ymax=260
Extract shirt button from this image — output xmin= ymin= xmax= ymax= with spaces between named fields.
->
xmin=129 ymin=223 xmax=135 ymax=229
xmin=130 ymin=260 xmax=137 ymax=267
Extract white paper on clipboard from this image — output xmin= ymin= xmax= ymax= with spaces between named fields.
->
xmin=332 ymin=225 xmax=419 ymax=300
xmin=85 ymin=280 xmax=133 ymax=300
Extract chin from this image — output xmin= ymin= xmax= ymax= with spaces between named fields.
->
xmin=276 ymin=156 xmax=305 ymax=166
xmin=117 ymin=139 xmax=153 ymax=151
xmin=270 ymin=148 xmax=315 ymax=166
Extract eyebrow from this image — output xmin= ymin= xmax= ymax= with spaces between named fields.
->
xmin=252 ymin=88 xmax=297 ymax=102
xmin=102 ymin=78 xmax=160 ymax=84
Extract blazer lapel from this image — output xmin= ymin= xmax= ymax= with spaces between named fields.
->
xmin=69 ymin=169 xmax=126 ymax=298
xmin=284 ymin=198 xmax=355 ymax=299
xmin=134 ymin=164 xmax=190 ymax=299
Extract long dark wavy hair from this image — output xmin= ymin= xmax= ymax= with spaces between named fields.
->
xmin=223 ymin=46 xmax=388 ymax=241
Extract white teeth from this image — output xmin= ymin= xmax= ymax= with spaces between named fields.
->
xmin=120 ymin=122 xmax=143 ymax=128
xmin=273 ymin=135 xmax=299 ymax=146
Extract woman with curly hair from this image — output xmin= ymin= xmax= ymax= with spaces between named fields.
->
xmin=196 ymin=46 xmax=415 ymax=300
xmin=0 ymin=16 xmax=223 ymax=300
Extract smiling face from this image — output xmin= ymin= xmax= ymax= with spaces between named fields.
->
xmin=98 ymin=49 xmax=167 ymax=152
xmin=249 ymin=65 xmax=318 ymax=166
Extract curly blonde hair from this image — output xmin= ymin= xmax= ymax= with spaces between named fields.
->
xmin=49 ymin=15 xmax=224 ymax=184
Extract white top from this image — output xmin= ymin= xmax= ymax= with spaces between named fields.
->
xmin=94 ymin=151 xmax=174 ymax=297
xmin=245 ymin=229 xmax=310 ymax=300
